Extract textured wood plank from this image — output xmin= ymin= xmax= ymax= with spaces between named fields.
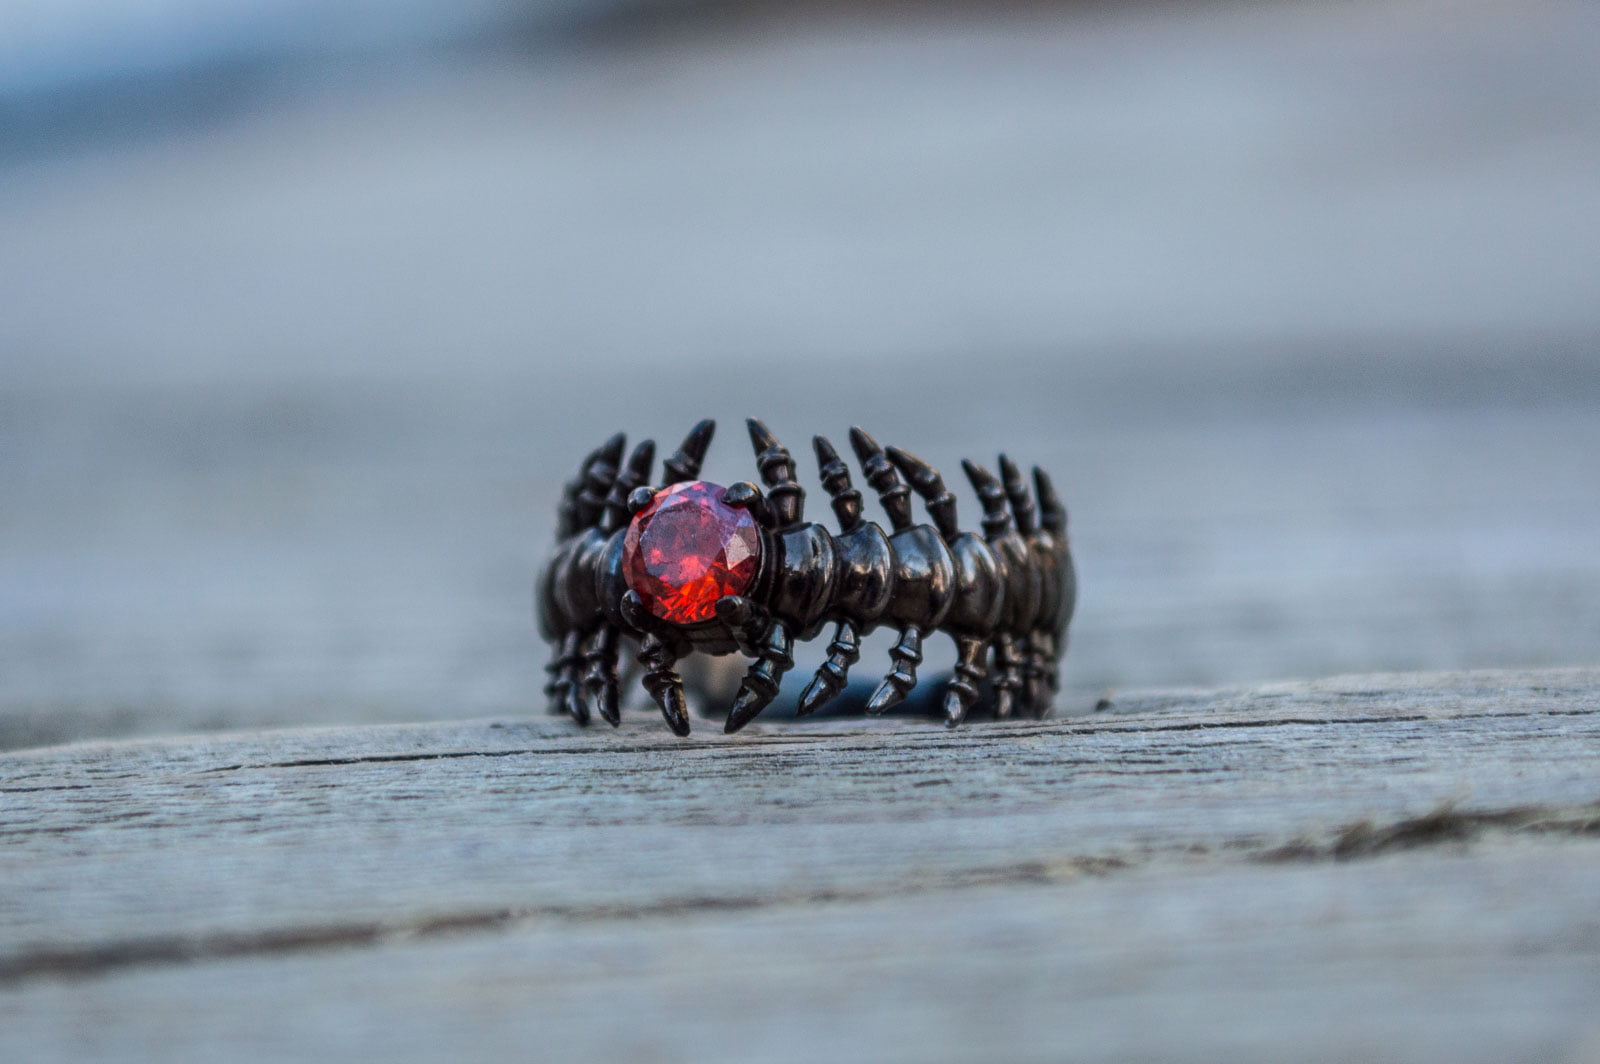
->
xmin=5 ymin=841 xmax=1599 ymax=1064
xmin=0 ymin=668 xmax=1593 ymax=1017
xmin=5 ymin=5 xmax=1598 ymax=1057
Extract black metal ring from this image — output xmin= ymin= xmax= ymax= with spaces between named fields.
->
xmin=537 ymin=419 xmax=1076 ymax=736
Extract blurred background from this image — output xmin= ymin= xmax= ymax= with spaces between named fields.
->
xmin=2 ymin=0 xmax=1597 ymax=750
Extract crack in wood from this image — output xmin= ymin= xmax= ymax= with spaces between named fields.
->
xmin=1258 ymin=800 xmax=1600 ymax=862
xmin=168 ymin=704 xmax=1597 ymax=777
xmin=0 ymin=859 xmax=1126 ymax=987
xmin=5 ymin=799 xmax=1596 ymax=987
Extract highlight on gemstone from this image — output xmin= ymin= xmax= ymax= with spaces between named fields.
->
xmin=623 ymin=481 xmax=761 ymax=625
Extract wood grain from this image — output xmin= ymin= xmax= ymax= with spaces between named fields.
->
xmin=2 ymin=668 xmax=1597 ymax=1061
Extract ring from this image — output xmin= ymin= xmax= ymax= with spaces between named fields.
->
xmin=536 ymin=419 xmax=1076 ymax=736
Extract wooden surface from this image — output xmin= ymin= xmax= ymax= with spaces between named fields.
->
xmin=3 ymin=4 xmax=1599 ymax=1058
xmin=3 ymin=668 xmax=1598 ymax=1061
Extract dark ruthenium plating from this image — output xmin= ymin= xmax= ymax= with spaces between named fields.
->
xmin=537 ymin=419 xmax=1076 ymax=736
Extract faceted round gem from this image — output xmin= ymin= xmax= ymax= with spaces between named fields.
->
xmin=623 ymin=481 xmax=761 ymax=625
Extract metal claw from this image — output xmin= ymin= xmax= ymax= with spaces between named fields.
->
xmin=866 ymin=627 xmax=922 ymax=714
xmin=583 ymin=625 xmax=623 ymax=727
xmin=746 ymin=418 xmax=804 ymax=527
xmin=887 ymin=446 xmax=959 ymax=539
xmin=850 ymin=426 xmax=912 ymax=531
xmin=998 ymin=454 xmax=1037 ymax=534
xmin=726 ymin=620 xmax=793 ymax=733
xmin=574 ymin=432 xmax=628 ymax=531
xmin=557 ymin=441 xmax=607 ymax=538
xmin=621 ymin=590 xmax=691 ymax=736
xmin=663 ymin=420 xmax=716 ymax=485
xmin=962 ymin=458 xmax=1014 ymax=539
xmin=1034 ymin=466 xmax=1067 ymax=535
xmin=601 ymin=441 xmax=655 ymax=533
xmin=943 ymin=634 xmax=987 ymax=728
xmin=814 ymin=435 xmax=864 ymax=533
xmin=798 ymin=619 xmax=860 ymax=716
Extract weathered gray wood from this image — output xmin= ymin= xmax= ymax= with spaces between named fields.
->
xmin=7 ymin=841 xmax=1600 ymax=1063
xmin=2 ymin=668 xmax=1597 ymax=1062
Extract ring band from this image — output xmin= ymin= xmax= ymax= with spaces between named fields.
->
xmin=537 ymin=419 xmax=1076 ymax=736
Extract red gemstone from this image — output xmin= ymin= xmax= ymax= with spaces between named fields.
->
xmin=623 ymin=481 xmax=761 ymax=625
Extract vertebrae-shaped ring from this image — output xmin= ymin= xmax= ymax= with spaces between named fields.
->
xmin=537 ymin=419 xmax=1076 ymax=736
